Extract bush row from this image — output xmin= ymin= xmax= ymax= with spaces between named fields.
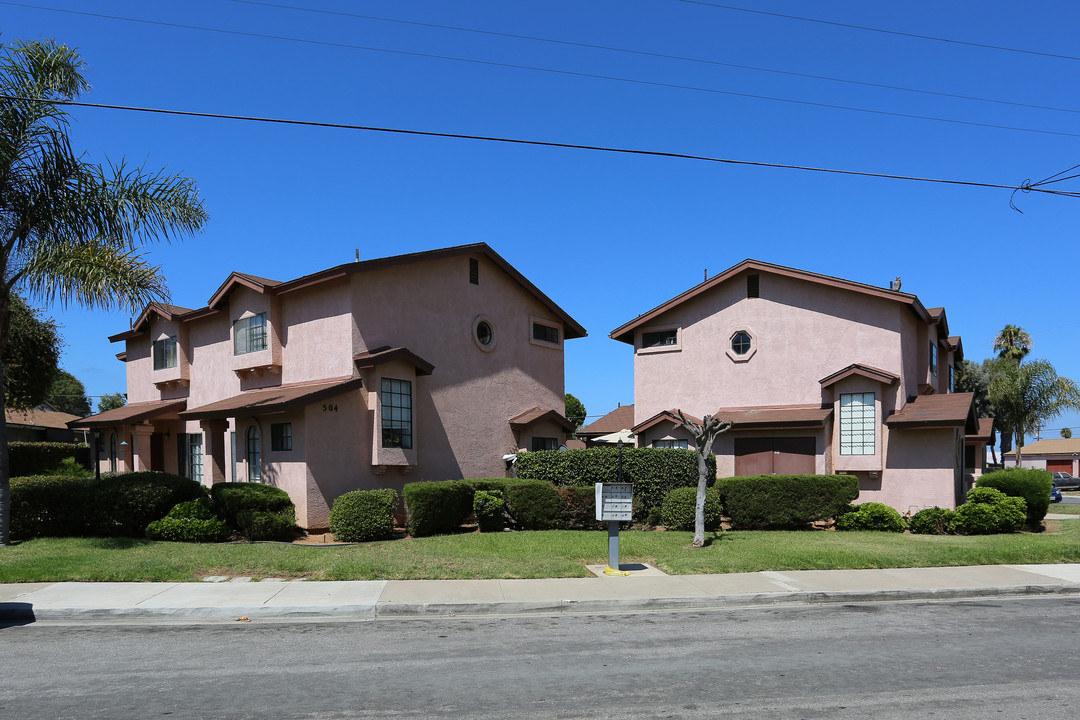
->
xmin=715 ymin=474 xmax=860 ymax=529
xmin=9 ymin=441 xmax=90 ymax=477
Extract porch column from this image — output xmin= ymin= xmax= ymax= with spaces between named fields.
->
xmin=200 ymin=420 xmax=229 ymax=485
xmin=131 ymin=424 xmax=155 ymax=472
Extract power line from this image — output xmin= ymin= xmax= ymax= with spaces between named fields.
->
xmin=4 ymin=2 xmax=1080 ymax=139
xmin=6 ymin=94 xmax=1078 ymax=201
xmin=675 ymin=0 xmax=1080 ymax=63
xmin=230 ymin=0 xmax=1080 ymax=117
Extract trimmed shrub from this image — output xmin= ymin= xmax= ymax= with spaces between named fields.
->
xmin=556 ymin=486 xmax=603 ymax=530
xmin=907 ymin=507 xmax=955 ymax=535
xmin=403 ymin=480 xmax=474 ymax=537
xmin=950 ymin=487 xmax=1027 ymax=535
xmin=9 ymin=441 xmax=90 ymax=477
xmin=977 ymin=468 xmax=1053 ymax=529
xmin=210 ymin=482 xmax=298 ymax=541
xmin=236 ymin=509 xmax=299 ymax=541
xmin=473 ymin=490 xmax=505 ymax=533
xmin=514 ymin=447 xmax=716 ymax=520
xmin=660 ymin=486 xmax=722 ymax=531
xmin=167 ymin=497 xmax=218 ymax=520
xmin=329 ymin=489 xmax=398 ymax=542
xmin=146 ymin=511 xmax=230 ymax=543
xmin=9 ymin=475 xmax=92 ymax=539
xmin=716 ymin=474 xmax=859 ymax=529
xmin=836 ymin=502 xmax=905 ymax=532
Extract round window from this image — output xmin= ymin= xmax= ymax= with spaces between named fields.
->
xmin=731 ymin=331 xmax=752 ymax=355
xmin=476 ymin=321 xmax=493 ymax=346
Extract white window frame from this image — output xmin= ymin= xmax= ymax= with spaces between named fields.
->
xmin=839 ymin=392 xmax=876 ymax=456
xmin=153 ymin=336 xmax=178 ymax=370
xmin=234 ymin=313 xmax=268 ymax=355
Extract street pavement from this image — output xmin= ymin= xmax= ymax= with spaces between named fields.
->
xmin=4 ymin=561 xmax=1080 ymax=623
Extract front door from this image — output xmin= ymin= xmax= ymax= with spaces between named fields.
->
xmin=734 ymin=437 xmax=816 ymax=475
xmin=150 ymin=433 xmax=165 ymax=471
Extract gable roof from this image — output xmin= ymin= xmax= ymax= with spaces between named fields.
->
xmin=354 ymin=346 xmax=435 ymax=376
xmin=69 ymin=398 xmax=187 ymax=429
xmin=116 ymin=244 xmax=586 ymax=341
xmin=1004 ymin=437 xmax=1080 ymax=457
xmin=578 ymin=404 xmax=635 ymax=437
xmin=6 ymin=408 xmax=82 ymax=430
xmin=819 ymin=364 xmax=900 ymax=388
xmin=508 ymin=408 xmax=575 ymax=432
xmin=610 ymin=259 xmax=932 ymax=344
xmin=885 ymin=392 xmax=977 ymax=432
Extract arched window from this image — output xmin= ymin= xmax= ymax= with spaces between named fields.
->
xmin=109 ymin=433 xmax=117 ymax=473
xmin=247 ymin=425 xmax=261 ymax=482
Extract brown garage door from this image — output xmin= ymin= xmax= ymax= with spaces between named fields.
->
xmin=1048 ymin=459 xmax=1072 ymax=473
xmin=734 ymin=437 xmax=816 ymax=475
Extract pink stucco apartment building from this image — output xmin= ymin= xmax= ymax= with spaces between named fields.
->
xmin=610 ymin=259 xmax=990 ymax=513
xmin=71 ymin=244 xmax=584 ymax=529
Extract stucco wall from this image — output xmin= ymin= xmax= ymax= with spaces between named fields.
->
xmin=875 ymin=428 xmax=962 ymax=512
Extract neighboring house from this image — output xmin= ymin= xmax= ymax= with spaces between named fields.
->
xmin=576 ymin=404 xmax=636 ymax=447
xmin=1003 ymin=438 xmax=1080 ymax=475
xmin=610 ymin=259 xmax=986 ymax=513
xmin=70 ymin=244 xmax=585 ymax=529
xmin=5 ymin=406 xmax=82 ymax=443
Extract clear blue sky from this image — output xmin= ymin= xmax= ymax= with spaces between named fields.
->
xmin=5 ymin=1 xmax=1079 ymax=448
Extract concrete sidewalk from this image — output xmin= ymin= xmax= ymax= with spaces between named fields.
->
xmin=4 ymin=563 xmax=1080 ymax=623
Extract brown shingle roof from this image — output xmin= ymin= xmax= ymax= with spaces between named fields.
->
xmin=819 ymin=364 xmax=899 ymax=388
xmin=508 ymin=408 xmax=575 ymax=432
xmin=354 ymin=346 xmax=434 ymax=376
xmin=885 ymin=392 xmax=976 ymax=432
xmin=1004 ymin=437 xmax=1080 ymax=457
xmin=632 ymin=409 xmax=702 ymax=434
xmin=179 ymin=377 xmax=363 ymax=421
xmin=718 ymin=405 xmax=833 ymax=429
xmin=967 ymin=417 xmax=994 ymax=443
xmin=578 ymin=404 xmax=635 ymax=437
xmin=69 ymin=399 xmax=187 ymax=429
xmin=6 ymin=408 xmax=82 ymax=430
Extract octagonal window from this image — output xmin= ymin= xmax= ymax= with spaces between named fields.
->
xmin=731 ymin=331 xmax=752 ymax=355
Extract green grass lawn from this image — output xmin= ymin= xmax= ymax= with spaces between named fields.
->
xmin=4 ymin=518 xmax=1080 ymax=582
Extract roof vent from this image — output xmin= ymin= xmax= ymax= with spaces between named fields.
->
xmin=746 ymin=274 xmax=759 ymax=298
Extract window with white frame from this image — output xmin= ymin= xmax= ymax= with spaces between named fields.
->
xmin=271 ymin=422 xmax=293 ymax=451
xmin=381 ymin=378 xmax=413 ymax=449
xmin=531 ymin=436 xmax=558 ymax=451
xmin=234 ymin=313 xmax=268 ymax=355
xmin=653 ymin=439 xmax=689 ymax=449
xmin=178 ymin=433 xmax=203 ymax=483
xmin=839 ymin=392 xmax=875 ymax=455
xmin=153 ymin=336 xmax=178 ymax=370
xmin=247 ymin=425 xmax=262 ymax=481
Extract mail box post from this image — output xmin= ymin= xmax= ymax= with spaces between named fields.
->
xmin=595 ymin=482 xmax=633 ymax=573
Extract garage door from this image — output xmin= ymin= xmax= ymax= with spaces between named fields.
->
xmin=734 ymin=437 xmax=816 ymax=475
xmin=1047 ymin=460 xmax=1072 ymax=473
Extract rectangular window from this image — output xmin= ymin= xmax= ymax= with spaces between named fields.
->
xmin=381 ymin=378 xmax=413 ymax=449
xmin=271 ymin=422 xmax=293 ymax=451
xmin=642 ymin=329 xmax=677 ymax=347
xmin=652 ymin=439 xmax=689 ymax=449
xmin=948 ymin=365 xmax=955 ymax=393
xmin=531 ymin=437 xmax=558 ymax=451
xmin=177 ymin=433 xmax=203 ymax=483
xmin=839 ymin=393 xmax=875 ymax=455
xmin=469 ymin=257 xmax=479 ymax=285
xmin=233 ymin=313 xmax=268 ymax=355
xmin=929 ymin=340 xmax=938 ymax=376
xmin=152 ymin=337 xmax=178 ymax=370
xmin=532 ymin=322 xmax=560 ymax=344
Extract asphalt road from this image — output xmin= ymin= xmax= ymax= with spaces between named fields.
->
xmin=4 ymin=597 xmax=1080 ymax=719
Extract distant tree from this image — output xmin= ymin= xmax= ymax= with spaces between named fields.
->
xmin=989 ymin=359 xmax=1080 ymax=466
xmin=955 ymin=358 xmax=998 ymax=465
xmin=3 ymin=294 xmax=61 ymax=410
xmin=675 ymin=410 xmax=732 ymax=548
xmin=97 ymin=392 xmax=126 ymax=413
xmin=1062 ymin=427 xmax=1073 ymax=439
xmin=48 ymin=370 xmax=91 ymax=416
xmin=564 ymin=393 xmax=586 ymax=430
xmin=994 ymin=324 xmax=1032 ymax=364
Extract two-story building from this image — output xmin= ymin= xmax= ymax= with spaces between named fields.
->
xmin=610 ymin=259 xmax=986 ymax=513
xmin=72 ymin=244 xmax=584 ymax=529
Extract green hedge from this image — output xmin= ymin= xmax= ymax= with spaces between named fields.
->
xmin=715 ymin=474 xmax=859 ymax=529
xmin=9 ymin=441 xmax=90 ymax=476
xmin=977 ymin=468 xmax=1052 ymax=529
xmin=514 ymin=447 xmax=716 ymax=518
xmin=836 ymin=502 xmax=904 ymax=532
xmin=329 ymin=489 xmax=398 ymax=542
xmin=210 ymin=483 xmax=298 ymax=541
xmin=146 ymin=500 xmax=230 ymax=543
xmin=10 ymin=471 xmax=205 ymax=540
xmin=502 ymin=479 xmax=566 ymax=530
xmin=473 ymin=490 xmax=505 ymax=533
xmin=402 ymin=480 xmax=474 ymax=537
xmin=555 ymin=486 xmax=603 ymax=530
xmin=661 ymin=486 xmax=722 ymax=531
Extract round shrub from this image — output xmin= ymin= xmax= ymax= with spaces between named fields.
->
xmin=950 ymin=487 xmax=1027 ymax=535
xmin=403 ymin=480 xmax=474 ymax=537
xmin=504 ymin=479 xmax=566 ymax=530
xmin=660 ymin=486 xmax=722 ymax=531
xmin=145 ymin=516 xmax=230 ymax=543
xmin=329 ymin=489 xmax=398 ymax=542
xmin=977 ymin=468 xmax=1052 ymax=529
xmin=236 ymin=509 xmax=299 ymax=541
xmin=167 ymin=497 xmax=217 ymax=520
xmin=90 ymin=472 xmax=207 ymax=536
xmin=473 ymin=490 xmax=505 ymax=533
xmin=836 ymin=502 xmax=904 ymax=532
xmin=907 ymin=507 xmax=955 ymax=535
xmin=211 ymin=482 xmax=294 ymax=522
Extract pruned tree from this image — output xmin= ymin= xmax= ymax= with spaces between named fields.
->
xmin=675 ymin=410 xmax=732 ymax=547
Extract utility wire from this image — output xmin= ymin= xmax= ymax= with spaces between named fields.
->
xmin=230 ymin=0 xmax=1080 ymax=116
xmin=3 ymin=2 xmax=1080 ymax=139
xmin=5 ymin=94 xmax=1077 ymax=201
xmin=675 ymin=0 xmax=1080 ymax=63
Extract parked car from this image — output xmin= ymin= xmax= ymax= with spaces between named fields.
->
xmin=1051 ymin=472 xmax=1080 ymax=491
xmin=1051 ymin=486 xmax=1062 ymax=503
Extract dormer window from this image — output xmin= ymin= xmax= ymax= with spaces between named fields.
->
xmin=152 ymin=337 xmax=178 ymax=370
xmin=234 ymin=313 xmax=267 ymax=355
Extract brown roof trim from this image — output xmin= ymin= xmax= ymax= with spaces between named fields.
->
xmin=69 ymin=399 xmax=187 ymax=429
xmin=354 ymin=346 xmax=435 ymax=376
xmin=116 ymin=352 xmax=128 ymax=362
xmin=885 ymin=392 xmax=977 ymax=433
xmin=610 ymin=259 xmax=931 ymax=344
xmin=110 ymin=304 xmax=223 ymax=342
xmin=179 ymin=377 xmax=364 ymax=421
xmin=966 ymin=417 xmax=994 ymax=443
xmin=819 ymin=363 xmax=899 ymax=388
xmin=719 ymin=405 xmax=833 ymax=429
xmin=509 ymin=408 xmax=575 ymax=432
xmin=578 ymin=404 xmax=636 ymax=437
xmin=7 ymin=408 xmax=83 ymax=430
xmin=632 ymin=409 xmax=700 ymax=434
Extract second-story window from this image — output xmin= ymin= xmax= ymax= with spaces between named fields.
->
xmin=532 ymin=322 xmax=559 ymax=344
xmin=929 ymin=340 xmax=938 ymax=376
xmin=642 ymin=329 xmax=677 ymax=348
xmin=381 ymin=378 xmax=413 ymax=449
xmin=840 ymin=392 xmax=875 ymax=455
xmin=948 ymin=365 xmax=955 ymax=393
xmin=234 ymin=313 xmax=268 ymax=355
xmin=153 ymin=336 xmax=178 ymax=370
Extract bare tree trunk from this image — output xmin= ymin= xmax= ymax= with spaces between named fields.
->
xmin=0 ymin=350 xmax=10 ymax=546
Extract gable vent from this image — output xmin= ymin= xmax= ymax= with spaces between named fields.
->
xmin=747 ymin=273 xmax=760 ymax=298
xmin=469 ymin=258 xmax=479 ymax=285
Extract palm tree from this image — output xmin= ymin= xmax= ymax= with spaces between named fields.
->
xmin=988 ymin=359 xmax=1080 ymax=466
xmin=0 ymin=38 xmax=207 ymax=545
xmin=1062 ymin=428 xmax=1073 ymax=439
xmin=993 ymin=324 xmax=1032 ymax=364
